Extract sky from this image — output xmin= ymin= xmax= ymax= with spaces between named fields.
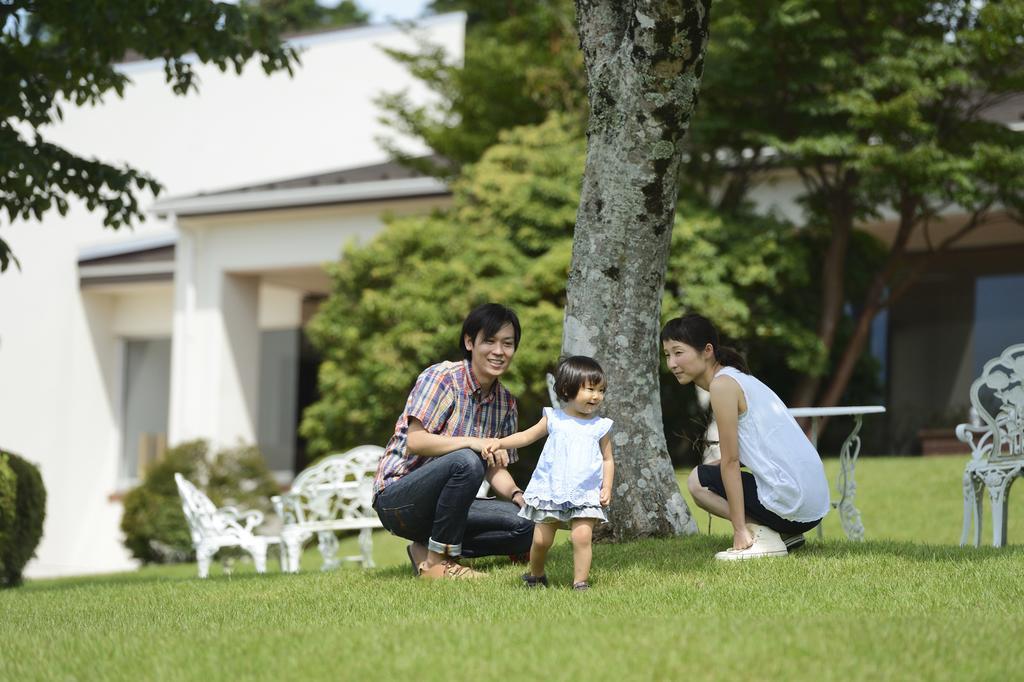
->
xmin=345 ymin=0 xmax=434 ymax=23
xmin=212 ymin=1 xmax=435 ymax=23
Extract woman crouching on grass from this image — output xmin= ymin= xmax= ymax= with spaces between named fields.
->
xmin=662 ymin=314 xmax=830 ymax=560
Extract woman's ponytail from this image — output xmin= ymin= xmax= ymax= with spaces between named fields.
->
xmin=715 ymin=345 xmax=749 ymax=374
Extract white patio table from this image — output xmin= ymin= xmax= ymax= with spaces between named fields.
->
xmin=787 ymin=405 xmax=886 ymax=541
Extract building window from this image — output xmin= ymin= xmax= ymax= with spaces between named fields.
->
xmin=121 ymin=338 xmax=171 ymax=481
xmin=870 ymin=306 xmax=889 ymax=387
xmin=258 ymin=329 xmax=300 ymax=475
xmin=974 ymin=274 xmax=1024 ymax=374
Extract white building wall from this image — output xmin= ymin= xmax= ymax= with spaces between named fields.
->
xmin=746 ymin=169 xmax=808 ymax=225
xmin=111 ymin=287 xmax=176 ymax=337
xmin=167 ymin=202 xmax=400 ymax=449
xmin=259 ymin=284 xmax=305 ymax=330
xmin=0 ymin=15 xmax=465 ymax=578
xmin=46 ymin=15 xmax=463 ymax=210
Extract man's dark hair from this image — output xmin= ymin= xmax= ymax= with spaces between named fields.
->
xmin=554 ymin=355 xmax=606 ymax=402
xmin=460 ymin=303 xmax=522 ymax=359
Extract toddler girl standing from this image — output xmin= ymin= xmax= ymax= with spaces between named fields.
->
xmin=484 ymin=356 xmax=614 ymax=590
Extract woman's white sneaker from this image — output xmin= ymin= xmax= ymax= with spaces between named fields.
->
xmin=714 ymin=523 xmax=789 ymax=561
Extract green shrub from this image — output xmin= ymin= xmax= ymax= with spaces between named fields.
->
xmin=0 ymin=455 xmax=16 ymax=575
xmin=0 ymin=450 xmax=47 ymax=588
xmin=120 ymin=440 xmax=279 ymax=564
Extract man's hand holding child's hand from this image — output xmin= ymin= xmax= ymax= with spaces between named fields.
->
xmin=480 ymin=439 xmax=509 ymax=467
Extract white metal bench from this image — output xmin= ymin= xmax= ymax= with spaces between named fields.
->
xmin=174 ymin=473 xmax=283 ymax=578
xmin=957 ymin=343 xmax=1024 ymax=547
xmin=272 ymin=445 xmax=384 ymax=573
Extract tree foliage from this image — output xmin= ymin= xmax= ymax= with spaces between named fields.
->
xmin=243 ymin=0 xmax=369 ymax=33
xmin=377 ymin=1 xmax=1023 ymax=417
xmin=685 ymin=0 xmax=1024 ymax=408
xmin=301 ymin=114 xmax=580 ymax=458
xmin=0 ymin=0 xmax=299 ymax=272
xmin=375 ymin=0 xmax=586 ymax=177
xmin=302 ymin=114 xmax=873 ymax=464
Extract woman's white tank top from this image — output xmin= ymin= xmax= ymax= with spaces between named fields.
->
xmin=717 ymin=366 xmax=831 ymax=522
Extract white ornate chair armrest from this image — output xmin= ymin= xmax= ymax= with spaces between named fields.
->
xmin=955 ymin=423 xmax=992 ymax=461
xmin=271 ymin=493 xmax=300 ymax=524
xmin=238 ymin=509 xmax=265 ymax=532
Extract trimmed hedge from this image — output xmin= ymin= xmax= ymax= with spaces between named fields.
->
xmin=120 ymin=440 xmax=278 ymax=563
xmin=0 ymin=450 xmax=47 ymax=588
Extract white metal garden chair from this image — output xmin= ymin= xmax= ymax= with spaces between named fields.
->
xmin=174 ymin=473 xmax=283 ymax=578
xmin=956 ymin=343 xmax=1024 ymax=547
xmin=271 ymin=445 xmax=384 ymax=573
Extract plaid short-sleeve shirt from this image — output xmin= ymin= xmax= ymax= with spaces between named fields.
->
xmin=373 ymin=360 xmax=518 ymax=496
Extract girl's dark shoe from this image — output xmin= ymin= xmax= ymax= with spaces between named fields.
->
xmin=572 ymin=581 xmax=590 ymax=591
xmin=521 ymin=573 xmax=548 ymax=588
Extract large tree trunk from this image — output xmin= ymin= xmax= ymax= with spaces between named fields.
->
xmin=564 ymin=0 xmax=711 ymax=540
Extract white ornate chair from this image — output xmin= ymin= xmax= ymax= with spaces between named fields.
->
xmin=272 ymin=445 xmax=384 ymax=573
xmin=956 ymin=343 xmax=1024 ymax=547
xmin=173 ymin=473 xmax=283 ymax=578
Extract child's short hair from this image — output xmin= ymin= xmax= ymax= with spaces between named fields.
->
xmin=554 ymin=356 xmax=606 ymax=402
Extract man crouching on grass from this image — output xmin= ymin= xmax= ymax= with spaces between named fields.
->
xmin=371 ymin=303 xmax=534 ymax=579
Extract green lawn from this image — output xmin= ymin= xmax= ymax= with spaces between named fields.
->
xmin=2 ymin=456 xmax=1023 ymax=681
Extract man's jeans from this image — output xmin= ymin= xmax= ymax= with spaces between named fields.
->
xmin=372 ymin=449 xmax=534 ymax=557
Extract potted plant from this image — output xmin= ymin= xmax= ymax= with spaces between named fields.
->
xmin=917 ymin=407 xmax=972 ymax=456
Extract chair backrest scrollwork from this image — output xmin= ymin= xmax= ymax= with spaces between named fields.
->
xmin=282 ymin=445 xmax=384 ymax=525
xmin=969 ymin=343 xmax=1024 ymax=460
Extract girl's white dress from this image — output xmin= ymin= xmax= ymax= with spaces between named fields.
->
xmin=518 ymin=407 xmax=613 ymax=527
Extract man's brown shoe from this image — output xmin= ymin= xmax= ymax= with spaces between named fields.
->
xmin=417 ymin=558 xmax=487 ymax=579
